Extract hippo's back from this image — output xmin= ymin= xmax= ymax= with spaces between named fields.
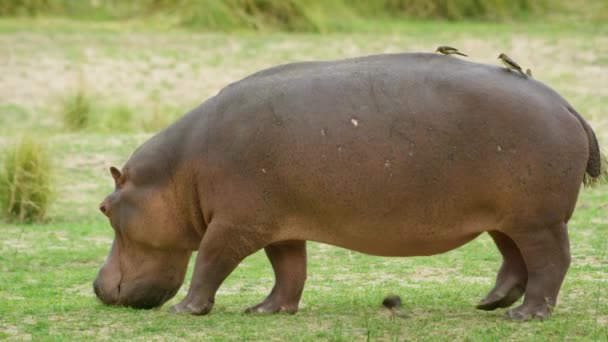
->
xmin=199 ymin=53 xmax=589 ymax=255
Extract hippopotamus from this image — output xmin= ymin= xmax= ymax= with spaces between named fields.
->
xmin=93 ymin=53 xmax=604 ymax=321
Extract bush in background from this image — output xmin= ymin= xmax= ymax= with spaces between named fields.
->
xmin=0 ymin=136 xmax=53 ymax=223
xmin=354 ymin=0 xmax=550 ymax=21
xmin=58 ymin=84 xmax=176 ymax=133
xmin=61 ymin=86 xmax=93 ymax=131
xmin=173 ymin=0 xmax=358 ymax=32
xmin=1 ymin=0 xmax=606 ymax=31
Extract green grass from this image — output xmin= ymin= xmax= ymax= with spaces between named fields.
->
xmin=95 ymin=103 xmax=134 ymax=132
xmin=0 ymin=18 xmax=607 ymax=340
xmin=1 ymin=192 xmax=607 ymax=340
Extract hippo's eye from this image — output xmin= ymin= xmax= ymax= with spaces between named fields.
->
xmin=110 ymin=189 xmax=141 ymax=234
xmin=107 ymin=192 xmax=126 ymax=230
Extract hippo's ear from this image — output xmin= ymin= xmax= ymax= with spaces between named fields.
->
xmin=110 ymin=166 xmax=122 ymax=185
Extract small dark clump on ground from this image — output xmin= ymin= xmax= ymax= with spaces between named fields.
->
xmin=382 ymin=295 xmax=402 ymax=309
xmin=382 ymin=295 xmax=408 ymax=319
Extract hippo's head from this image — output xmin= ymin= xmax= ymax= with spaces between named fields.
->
xmin=93 ymin=164 xmax=198 ymax=309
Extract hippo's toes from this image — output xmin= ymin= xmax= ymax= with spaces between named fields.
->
xmin=476 ymin=285 xmax=525 ymax=311
xmin=244 ymin=301 xmax=298 ymax=315
xmin=505 ymin=305 xmax=551 ymax=321
xmin=170 ymin=300 xmax=213 ymax=315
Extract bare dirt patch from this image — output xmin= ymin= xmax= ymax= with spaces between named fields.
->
xmin=0 ymin=324 xmax=32 ymax=340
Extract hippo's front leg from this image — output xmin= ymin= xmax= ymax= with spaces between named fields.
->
xmin=171 ymin=221 xmax=268 ymax=315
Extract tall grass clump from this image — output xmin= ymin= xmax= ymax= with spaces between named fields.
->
xmin=0 ymin=136 xmax=53 ymax=223
xmin=171 ymin=0 xmax=357 ymax=32
xmin=0 ymin=0 xmax=142 ymax=19
xmin=61 ymin=86 xmax=93 ymax=130
xmin=0 ymin=0 xmax=53 ymax=16
xmin=353 ymin=0 xmax=550 ymax=21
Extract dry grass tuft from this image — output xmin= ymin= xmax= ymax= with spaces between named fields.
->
xmin=0 ymin=136 xmax=53 ymax=223
xmin=61 ymin=81 xmax=94 ymax=131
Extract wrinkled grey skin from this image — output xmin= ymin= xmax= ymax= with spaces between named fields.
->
xmin=94 ymin=53 xmax=603 ymax=321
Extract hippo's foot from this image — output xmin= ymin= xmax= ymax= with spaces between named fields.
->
xmin=506 ymin=303 xmax=552 ymax=321
xmin=245 ymin=299 xmax=298 ymax=314
xmin=476 ymin=282 xmax=525 ymax=311
xmin=478 ymin=231 xmax=528 ymax=311
xmin=170 ymin=298 xmax=214 ymax=315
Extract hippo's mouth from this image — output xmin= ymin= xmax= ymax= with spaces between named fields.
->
xmin=94 ymin=279 xmax=179 ymax=309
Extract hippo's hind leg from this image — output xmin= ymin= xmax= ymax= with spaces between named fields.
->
xmin=245 ymin=240 xmax=307 ymax=314
xmin=503 ymin=222 xmax=571 ymax=321
xmin=477 ymin=231 xmax=527 ymax=310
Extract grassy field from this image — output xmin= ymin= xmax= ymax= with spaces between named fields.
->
xmin=0 ymin=18 xmax=607 ymax=340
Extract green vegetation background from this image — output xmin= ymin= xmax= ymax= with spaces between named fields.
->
xmin=2 ymin=0 xmax=607 ymax=32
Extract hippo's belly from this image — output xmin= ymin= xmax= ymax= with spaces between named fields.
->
xmin=274 ymin=209 xmax=494 ymax=257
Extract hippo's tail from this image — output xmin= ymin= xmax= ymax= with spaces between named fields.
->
xmin=568 ymin=106 xmax=608 ymax=187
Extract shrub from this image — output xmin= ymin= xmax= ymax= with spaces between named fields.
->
xmin=173 ymin=0 xmax=357 ymax=32
xmin=61 ymin=87 xmax=93 ymax=131
xmin=0 ymin=0 xmax=54 ymax=16
xmin=0 ymin=136 xmax=53 ymax=223
xmin=374 ymin=0 xmax=550 ymax=21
